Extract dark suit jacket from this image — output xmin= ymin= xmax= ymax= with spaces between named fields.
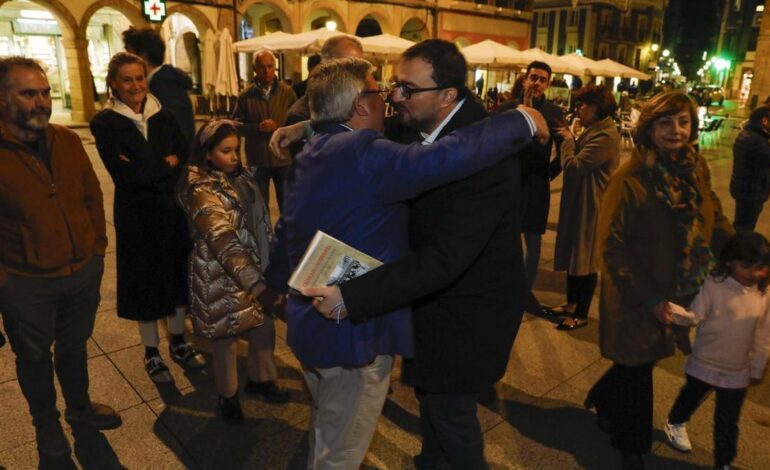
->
xmin=340 ymin=98 xmax=527 ymax=393
xmin=149 ymin=65 xmax=196 ymax=143
xmin=497 ymin=96 xmax=564 ymax=233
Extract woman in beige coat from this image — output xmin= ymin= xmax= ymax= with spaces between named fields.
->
xmin=549 ymin=85 xmax=620 ymax=330
xmin=177 ymin=119 xmax=288 ymax=425
xmin=585 ymin=92 xmax=733 ymax=469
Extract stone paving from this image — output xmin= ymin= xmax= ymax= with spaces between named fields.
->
xmin=1 ymin=108 xmax=769 ymax=469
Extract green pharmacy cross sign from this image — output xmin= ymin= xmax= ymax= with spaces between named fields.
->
xmin=142 ymin=0 xmax=167 ymax=23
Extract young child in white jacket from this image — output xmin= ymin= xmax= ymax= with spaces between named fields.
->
xmin=665 ymin=232 xmax=770 ymax=470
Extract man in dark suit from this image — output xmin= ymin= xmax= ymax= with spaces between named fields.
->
xmin=305 ymin=40 xmax=531 ymax=470
xmin=497 ymin=61 xmax=565 ymax=316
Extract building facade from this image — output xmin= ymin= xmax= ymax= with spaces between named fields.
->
xmin=714 ymin=0 xmax=763 ymax=102
xmin=531 ymin=0 xmax=665 ymax=73
xmin=0 ymin=0 xmax=533 ymax=121
xmin=749 ymin=0 xmax=770 ymax=107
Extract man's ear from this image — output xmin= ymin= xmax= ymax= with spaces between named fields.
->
xmin=440 ymin=87 xmax=458 ymax=106
xmin=351 ymin=95 xmax=369 ymax=117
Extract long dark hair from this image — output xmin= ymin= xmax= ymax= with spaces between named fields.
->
xmin=713 ymin=232 xmax=770 ymax=294
xmin=189 ymin=119 xmax=240 ymax=170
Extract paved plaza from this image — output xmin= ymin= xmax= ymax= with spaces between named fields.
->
xmin=1 ymin=107 xmax=769 ymax=469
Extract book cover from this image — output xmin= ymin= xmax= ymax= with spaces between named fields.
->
xmin=288 ymin=230 xmax=383 ymax=291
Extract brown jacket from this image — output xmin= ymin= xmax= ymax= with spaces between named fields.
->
xmin=232 ymin=80 xmax=297 ymax=168
xmin=177 ymin=165 xmax=269 ymax=339
xmin=0 ymin=123 xmax=106 ymax=284
xmin=554 ymin=116 xmax=620 ymax=275
xmin=597 ymin=148 xmax=733 ymax=366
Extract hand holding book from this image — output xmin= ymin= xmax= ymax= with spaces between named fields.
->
xmin=302 ymin=285 xmax=347 ymax=323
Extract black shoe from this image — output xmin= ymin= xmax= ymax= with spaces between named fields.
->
xmin=64 ymin=402 xmax=122 ymax=430
xmin=621 ymin=452 xmax=644 ymax=470
xmin=244 ymin=379 xmax=290 ymax=404
xmin=217 ymin=395 xmax=243 ymax=425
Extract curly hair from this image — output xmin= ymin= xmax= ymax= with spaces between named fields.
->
xmin=574 ymin=84 xmax=616 ymax=120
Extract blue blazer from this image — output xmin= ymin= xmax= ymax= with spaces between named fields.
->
xmin=266 ymin=110 xmax=532 ymax=368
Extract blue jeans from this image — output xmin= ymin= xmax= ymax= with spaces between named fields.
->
xmin=0 ymin=256 xmax=103 ymax=426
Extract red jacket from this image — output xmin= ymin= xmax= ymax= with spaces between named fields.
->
xmin=0 ymin=123 xmax=106 ymax=283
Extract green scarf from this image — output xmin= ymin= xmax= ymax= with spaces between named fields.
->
xmin=647 ymin=148 xmax=715 ymax=296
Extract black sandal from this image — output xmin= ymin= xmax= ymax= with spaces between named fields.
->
xmin=556 ymin=317 xmax=588 ymax=330
xmin=547 ymin=303 xmax=577 ymax=316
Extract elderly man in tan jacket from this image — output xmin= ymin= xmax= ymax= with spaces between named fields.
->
xmin=0 ymin=57 xmax=121 ymax=459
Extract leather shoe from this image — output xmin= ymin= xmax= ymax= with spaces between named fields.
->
xmin=64 ymin=402 xmax=122 ymax=430
xmin=547 ymin=303 xmax=577 ymax=316
xmin=244 ymin=379 xmax=290 ymax=404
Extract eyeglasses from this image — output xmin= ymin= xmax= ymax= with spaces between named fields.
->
xmin=527 ymin=74 xmax=549 ymax=84
xmin=360 ymin=88 xmax=391 ymax=101
xmin=389 ymin=81 xmax=449 ymax=100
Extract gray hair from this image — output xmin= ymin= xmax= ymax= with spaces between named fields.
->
xmin=308 ymin=57 xmax=373 ymax=127
xmin=320 ymin=36 xmax=363 ymax=61
xmin=253 ymin=49 xmax=277 ymax=65
xmin=0 ymin=56 xmax=46 ymax=90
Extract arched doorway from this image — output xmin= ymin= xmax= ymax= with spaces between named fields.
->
xmin=242 ymin=2 xmax=290 ymax=37
xmin=161 ymin=13 xmax=202 ymax=92
xmin=355 ymin=15 xmax=382 ymax=37
xmin=0 ymin=0 xmax=86 ymax=118
xmin=85 ymin=7 xmax=133 ymax=102
xmin=400 ymin=17 xmax=426 ymax=42
xmin=304 ymin=8 xmax=346 ymax=33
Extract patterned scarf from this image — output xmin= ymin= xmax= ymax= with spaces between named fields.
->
xmin=646 ymin=148 xmax=715 ymax=296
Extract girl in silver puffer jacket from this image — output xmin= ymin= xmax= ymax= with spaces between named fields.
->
xmin=176 ymin=119 xmax=289 ymax=424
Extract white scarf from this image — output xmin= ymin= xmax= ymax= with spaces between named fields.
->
xmin=105 ymin=93 xmax=162 ymax=139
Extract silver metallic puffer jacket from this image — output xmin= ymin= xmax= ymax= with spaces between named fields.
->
xmin=177 ymin=165 xmax=269 ymax=339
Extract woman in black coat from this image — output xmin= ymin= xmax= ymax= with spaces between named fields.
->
xmin=91 ymin=52 xmax=204 ymax=383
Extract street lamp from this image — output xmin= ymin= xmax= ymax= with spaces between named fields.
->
xmin=662 ymin=49 xmax=670 ymax=58
xmin=651 ymin=43 xmax=659 ymax=52
xmin=325 ymin=20 xmax=337 ymax=31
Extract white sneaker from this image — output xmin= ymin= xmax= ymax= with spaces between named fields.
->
xmin=664 ymin=421 xmax=692 ymax=452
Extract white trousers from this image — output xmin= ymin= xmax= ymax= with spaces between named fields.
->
xmin=302 ymin=354 xmax=393 ymax=470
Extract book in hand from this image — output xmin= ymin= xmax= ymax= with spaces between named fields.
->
xmin=288 ymin=230 xmax=383 ymax=291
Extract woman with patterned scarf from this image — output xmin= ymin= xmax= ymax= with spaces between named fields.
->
xmin=584 ymin=92 xmax=734 ymax=470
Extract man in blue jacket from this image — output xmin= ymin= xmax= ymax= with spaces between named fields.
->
xmin=265 ymin=56 xmax=545 ymax=469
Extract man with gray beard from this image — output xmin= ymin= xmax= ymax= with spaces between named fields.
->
xmin=0 ymin=57 xmax=121 ymax=459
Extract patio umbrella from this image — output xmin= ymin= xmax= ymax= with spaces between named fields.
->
xmin=359 ymin=34 xmax=415 ymax=61
xmin=518 ymin=48 xmax=584 ymax=75
xmin=292 ymin=28 xmax=356 ymax=53
xmin=202 ymin=29 xmax=217 ymax=112
xmin=559 ymin=53 xmax=617 ymax=77
xmin=596 ymin=59 xmax=651 ymax=80
xmin=215 ymin=28 xmax=239 ymax=111
xmin=461 ymin=39 xmax=527 ymax=67
xmin=232 ymin=31 xmax=295 ymax=53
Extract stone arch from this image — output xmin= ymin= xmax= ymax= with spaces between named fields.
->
xmin=78 ymin=0 xmax=147 ymax=38
xmin=400 ymin=16 xmax=428 ymax=42
xmin=239 ymin=0 xmax=295 ymax=33
xmin=165 ymin=3 xmax=214 ymax=36
xmin=303 ymin=1 xmax=348 ymax=33
xmin=351 ymin=9 xmax=393 ymax=36
xmin=0 ymin=0 xmax=96 ymax=120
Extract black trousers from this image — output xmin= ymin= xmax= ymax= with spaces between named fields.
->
xmin=255 ymin=165 xmax=289 ymax=214
xmin=0 ymin=256 xmax=103 ymax=427
xmin=733 ymin=199 xmax=765 ymax=233
xmin=668 ymin=374 xmax=747 ymax=466
xmin=414 ymin=389 xmax=487 ymax=470
xmin=566 ymin=273 xmax=598 ymax=319
xmin=587 ymin=362 xmax=655 ymax=454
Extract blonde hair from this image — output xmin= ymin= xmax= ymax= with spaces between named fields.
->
xmin=107 ymin=52 xmax=147 ymax=96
